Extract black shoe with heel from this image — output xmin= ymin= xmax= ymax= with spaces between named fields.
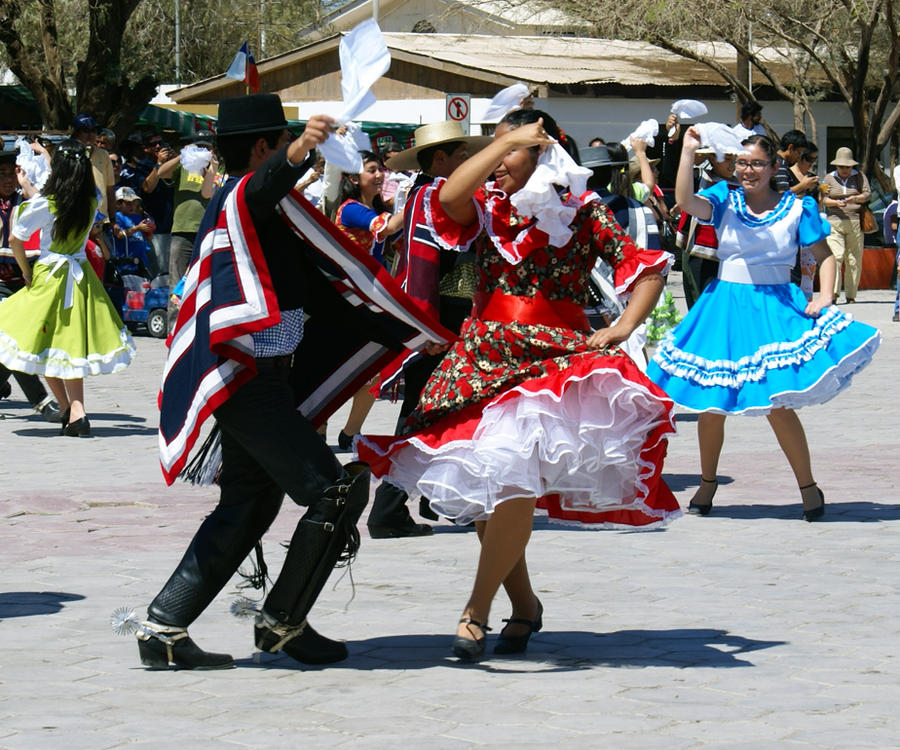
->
xmin=136 ymin=621 xmax=234 ymax=670
xmin=63 ymin=416 xmax=90 ymax=437
xmin=452 ymin=617 xmax=490 ymax=662
xmin=800 ymin=482 xmax=825 ymax=522
xmin=494 ymin=598 xmax=543 ymax=655
xmin=688 ymin=477 xmax=717 ymax=516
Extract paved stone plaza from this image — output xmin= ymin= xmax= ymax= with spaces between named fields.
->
xmin=1 ymin=277 xmax=898 ymax=749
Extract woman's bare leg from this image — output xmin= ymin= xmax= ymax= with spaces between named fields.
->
xmin=765 ymin=407 xmax=819 ymax=509
xmin=45 ymin=377 xmax=69 ymax=412
xmin=64 ymin=378 xmax=86 ymax=421
xmin=341 ymin=384 xmax=376 ymax=436
xmin=691 ymin=412 xmax=726 ymax=506
xmin=457 ymin=498 xmax=536 ymax=641
xmin=475 ymin=521 xmax=538 ymax=638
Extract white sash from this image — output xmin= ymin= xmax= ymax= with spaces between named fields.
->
xmin=37 ymin=249 xmax=86 ymax=309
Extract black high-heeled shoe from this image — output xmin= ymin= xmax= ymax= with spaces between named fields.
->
xmin=136 ymin=621 xmax=234 ymax=670
xmin=58 ymin=408 xmax=70 ymax=433
xmin=800 ymin=482 xmax=825 ymax=522
xmin=451 ymin=617 xmax=490 ymax=662
xmin=63 ymin=416 xmax=90 ymax=437
xmin=494 ymin=598 xmax=543 ymax=655
xmin=687 ymin=477 xmax=717 ymax=516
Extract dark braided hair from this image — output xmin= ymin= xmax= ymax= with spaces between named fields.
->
xmin=42 ymin=139 xmax=96 ymax=241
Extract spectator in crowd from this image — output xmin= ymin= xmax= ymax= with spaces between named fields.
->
xmin=72 ymin=113 xmax=115 ymax=222
xmin=791 ymin=142 xmax=822 ymax=300
xmin=140 ymin=133 xmax=176 ymax=277
xmin=589 ymin=136 xmax=606 ymax=147
xmin=822 ymin=147 xmax=871 ymax=304
xmin=732 ymin=101 xmax=765 ymax=140
xmin=112 ymin=186 xmax=154 ymax=270
xmin=117 ymin=135 xmax=155 ymax=192
xmin=296 ymin=154 xmax=325 ymax=208
xmin=97 ymin=128 xmax=116 ymax=153
xmin=0 ymin=146 xmax=63 ymax=422
xmin=163 ymin=131 xmax=220 ymax=330
xmin=775 ymin=130 xmax=816 ymax=194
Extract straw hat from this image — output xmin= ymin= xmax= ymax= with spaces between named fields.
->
xmin=830 ymin=147 xmax=858 ymax=167
xmin=385 ymin=121 xmax=492 ymax=171
xmin=628 ymin=155 xmax=660 ymax=180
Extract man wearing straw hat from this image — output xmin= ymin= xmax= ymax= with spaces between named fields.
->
xmin=822 ymin=146 xmax=871 ymax=304
xmin=367 ymin=120 xmax=491 ymax=538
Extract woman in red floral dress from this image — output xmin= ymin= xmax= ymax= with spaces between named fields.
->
xmin=357 ymin=109 xmax=679 ymax=661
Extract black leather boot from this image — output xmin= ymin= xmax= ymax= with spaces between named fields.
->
xmin=254 ymin=611 xmax=348 ymax=665
xmin=258 ymin=462 xmax=370 ymax=664
xmin=136 ymin=620 xmax=234 ymax=670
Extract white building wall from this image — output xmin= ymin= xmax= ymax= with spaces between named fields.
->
xmin=290 ymin=95 xmax=873 ymax=178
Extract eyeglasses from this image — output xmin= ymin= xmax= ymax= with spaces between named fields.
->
xmin=735 ymin=159 xmax=774 ymax=171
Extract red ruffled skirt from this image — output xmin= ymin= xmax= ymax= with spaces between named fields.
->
xmin=358 ymin=309 xmax=680 ymax=529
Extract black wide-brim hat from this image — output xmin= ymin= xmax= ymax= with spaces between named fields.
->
xmin=217 ymin=94 xmax=288 ymax=136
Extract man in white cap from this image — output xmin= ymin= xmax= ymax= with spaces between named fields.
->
xmin=367 ymin=121 xmax=490 ymax=538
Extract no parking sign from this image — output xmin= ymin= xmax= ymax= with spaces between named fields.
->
xmin=445 ymin=94 xmax=471 ymax=135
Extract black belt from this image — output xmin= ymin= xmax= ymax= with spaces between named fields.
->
xmin=255 ymin=354 xmax=294 ymax=370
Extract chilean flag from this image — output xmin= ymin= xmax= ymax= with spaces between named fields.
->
xmin=225 ymin=41 xmax=259 ymax=93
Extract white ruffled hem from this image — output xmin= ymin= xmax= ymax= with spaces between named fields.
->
xmin=669 ymin=329 xmax=882 ymax=417
xmin=0 ymin=328 xmax=136 ymax=379
xmin=653 ymin=305 xmax=853 ymax=388
xmin=361 ymin=367 xmax=675 ymax=526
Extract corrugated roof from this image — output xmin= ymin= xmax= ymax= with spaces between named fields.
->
xmin=380 ymin=34 xmax=801 ymax=87
xmin=170 ymin=33 xmax=811 ymax=102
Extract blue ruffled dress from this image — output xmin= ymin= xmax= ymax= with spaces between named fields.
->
xmin=648 ymin=181 xmax=880 ymax=415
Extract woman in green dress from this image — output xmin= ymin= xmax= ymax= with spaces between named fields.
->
xmin=0 ymin=139 xmax=135 ymax=436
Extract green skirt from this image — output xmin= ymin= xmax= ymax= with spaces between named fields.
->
xmin=0 ymin=258 xmax=135 ymax=379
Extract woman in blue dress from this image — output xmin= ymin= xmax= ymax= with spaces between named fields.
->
xmin=648 ymin=128 xmax=880 ymax=521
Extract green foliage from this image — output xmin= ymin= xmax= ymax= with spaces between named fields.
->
xmin=646 ymin=291 xmax=681 ymax=345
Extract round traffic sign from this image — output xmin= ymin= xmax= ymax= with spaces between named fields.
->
xmin=447 ymin=96 xmax=469 ymax=121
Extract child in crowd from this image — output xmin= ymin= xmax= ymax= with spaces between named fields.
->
xmin=112 ymin=187 xmax=154 ymax=269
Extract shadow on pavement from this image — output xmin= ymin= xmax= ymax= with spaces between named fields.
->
xmin=232 ymin=628 xmax=783 ymax=672
xmin=0 ymin=591 xmax=85 ymax=620
xmin=14 ymin=424 xmax=157 ymax=438
xmin=697 ymin=501 xmax=900 ymax=522
xmin=663 ymin=473 xmax=734 ymax=493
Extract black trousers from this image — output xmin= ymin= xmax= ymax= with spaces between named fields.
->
xmin=148 ymin=360 xmax=344 ymax=627
xmin=367 ymin=351 xmax=443 ymax=527
xmin=0 ymin=280 xmax=48 ymax=406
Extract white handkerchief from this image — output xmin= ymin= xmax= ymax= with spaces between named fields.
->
xmin=510 ymin=142 xmax=592 ymax=248
xmin=319 ymin=131 xmax=364 ymax=174
xmin=180 ymin=145 xmax=211 ymax=177
xmin=320 ymin=19 xmax=390 ymax=173
xmin=483 ymin=83 xmax=531 ymax=122
xmin=338 ymin=19 xmax=390 ymax=123
xmin=695 ymin=122 xmax=748 ymax=161
xmin=623 ymin=119 xmax=659 ymax=150
xmin=15 ymin=137 xmax=49 ymax=190
xmin=346 ymin=121 xmax=372 ymax=151
xmin=670 ymin=99 xmax=708 ymax=120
